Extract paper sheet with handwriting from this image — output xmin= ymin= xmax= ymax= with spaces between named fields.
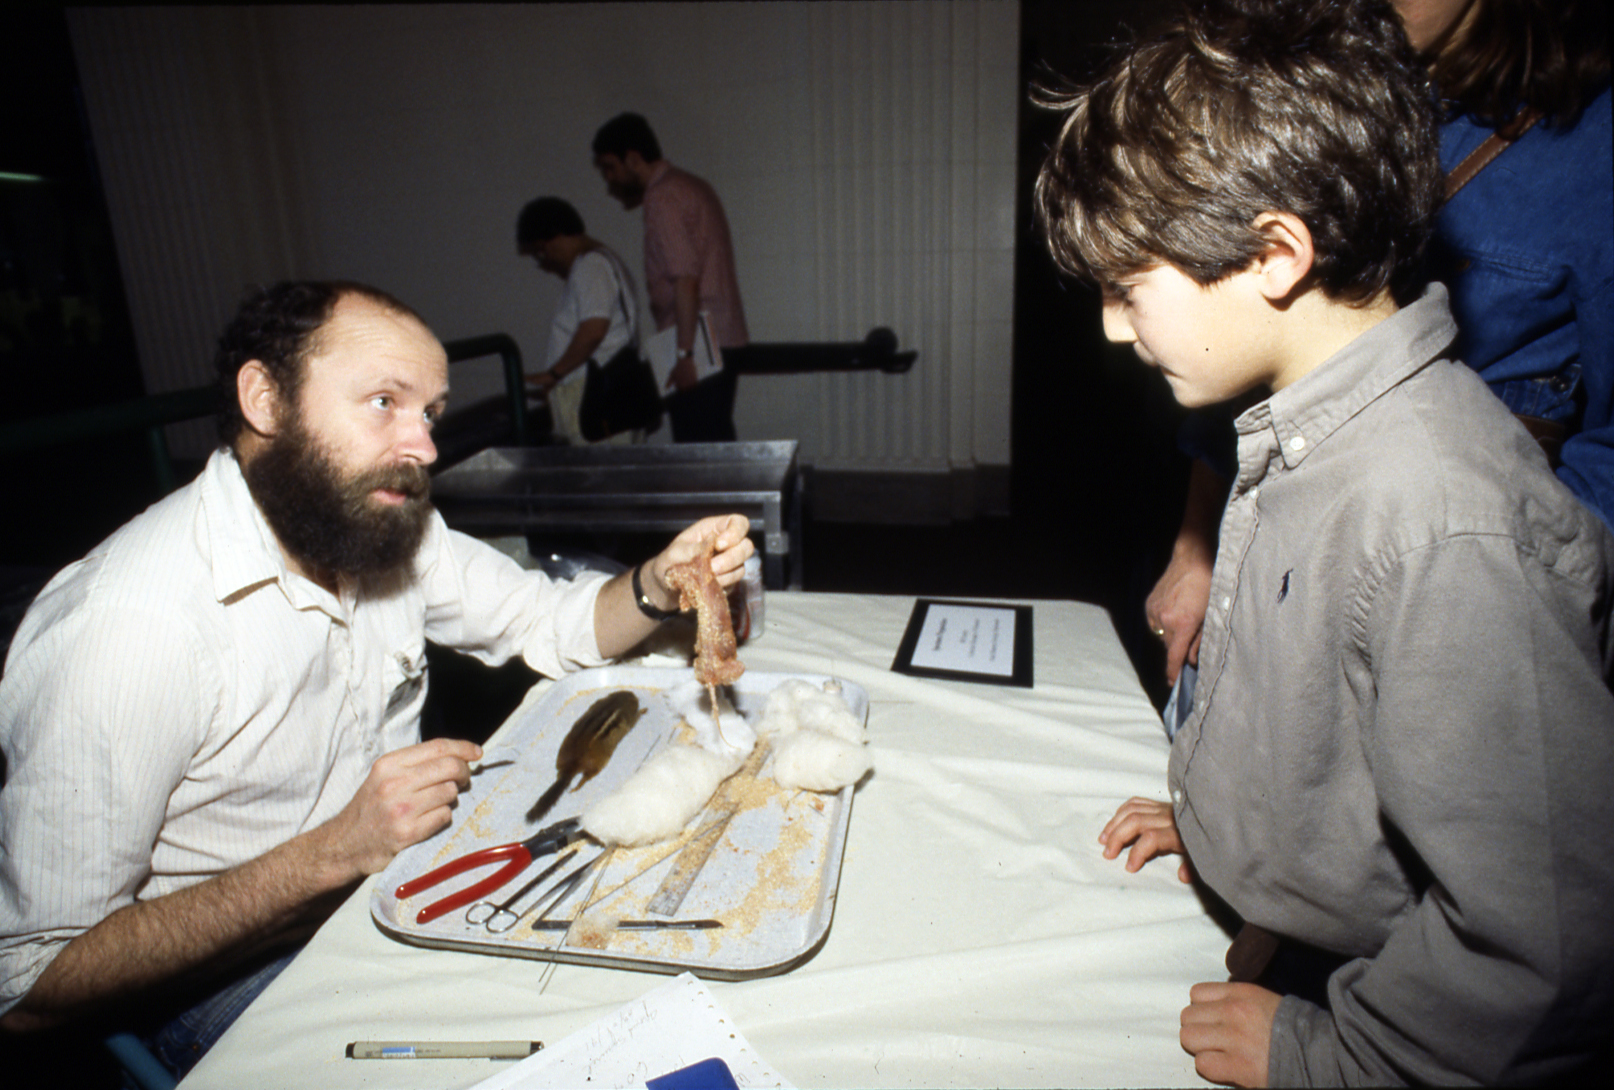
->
xmin=467 ymin=973 xmax=792 ymax=1090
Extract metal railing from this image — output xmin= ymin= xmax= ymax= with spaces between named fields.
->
xmin=0 ymin=333 xmax=529 ymax=495
xmin=443 ymin=332 xmax=528 ymax=445
xmin=0 ymin=384 xmax=217 ymax=496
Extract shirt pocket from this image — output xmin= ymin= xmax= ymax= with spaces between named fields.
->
xmin=1494 ymin=364 xmax=1583 ymax=422
xmin=380 ymin=642 xmax=428 ymax=732
xmin=1439 ymin=248 xmax=1576 ymax=386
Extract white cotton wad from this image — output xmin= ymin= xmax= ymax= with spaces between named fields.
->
xmin=668 ymin=678 xmax=757 ymax=758
xmin=791 ymin=695 xmax=865 ymax=744
xmin=756 ymin=679 xmax=820 ymax=738
xmin=771 ymin=728 xmax=873 ymax=793
xmin=757 ymin=678 xmax=865 ymax=743
xmin=581 ymin=743 xmax=743 ymax=848
xmin=757 ymin=677 xmax=872 ymax=792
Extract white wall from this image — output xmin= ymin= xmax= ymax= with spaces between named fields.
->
xmin=70 ymin=3 xmax=1019 ymax=478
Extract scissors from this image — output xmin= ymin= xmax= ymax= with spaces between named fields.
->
xmin=477 ymin=851 xmax=609 ymax=934
xmin=465 ymin=845 xmax=585 ymax=933
xmin=394 ymin=817 xmax=587 ymax=925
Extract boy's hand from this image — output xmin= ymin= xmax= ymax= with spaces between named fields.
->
xmin=1099 ymin=797 xmax=1193 ymax=883
xmin=1180 ymin=982 xmax=1281 ymax=1087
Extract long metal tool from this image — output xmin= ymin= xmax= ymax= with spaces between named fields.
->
xmin=530 ymin=918 xmax=722 ymax=931
xmin=525 ymin=854 xmax=606 ymax=934
xmin=645 ymin=740 xmax=770 ymax=917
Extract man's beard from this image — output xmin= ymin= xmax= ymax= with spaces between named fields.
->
xmin=609 ymin=176 xmax=646 ymax=210
xmin=243 ymin=416 xmax=432 ymax=580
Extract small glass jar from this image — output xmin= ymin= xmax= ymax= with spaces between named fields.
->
xmin=727 ymin=553 xmax=765 ymax=642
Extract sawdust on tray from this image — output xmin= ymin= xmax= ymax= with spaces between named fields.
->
xmin=591 ymin=764 xmax=835 ymax=959
xmin=567 ymin=913 xmax=618 ymax=949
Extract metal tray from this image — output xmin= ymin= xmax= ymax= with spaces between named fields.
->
xmin=371 ymin=665 xmax=864 ymax=979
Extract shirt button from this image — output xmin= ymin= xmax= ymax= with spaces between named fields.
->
xmin=1221 ymin=596 xmax=1231 ymax=610
xmin=1170 ymin=787 xmax=1182 ymax=805
xmin=1289 ymin=435 xmax=1306 ymax=452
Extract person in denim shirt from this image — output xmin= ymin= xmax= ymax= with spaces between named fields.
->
xmin=1424 ymin=0 xmax=1611 ymax=528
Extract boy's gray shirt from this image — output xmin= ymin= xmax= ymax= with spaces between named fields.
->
xmin=1169 ymin=285 xmax=1614 ymax=1085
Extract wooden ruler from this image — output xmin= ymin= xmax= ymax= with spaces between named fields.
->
xmin=645 ymin=740 xmax=770 ymax=917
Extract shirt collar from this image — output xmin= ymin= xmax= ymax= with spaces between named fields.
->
xmin=1232 ymin=284 xmax=1458 ymax=490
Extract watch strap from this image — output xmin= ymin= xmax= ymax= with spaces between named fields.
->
xmin=632 ymin=563 xmax=681 ymax=621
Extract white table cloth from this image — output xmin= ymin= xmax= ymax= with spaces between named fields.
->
xmin=181 ymin=592 xmax=1231 ymax=1088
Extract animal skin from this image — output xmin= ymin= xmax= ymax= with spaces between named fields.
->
xmin=526 ymin=690 xmax=645 ymax=823
xmin=664 ymin=544 xmax=745 ymax=713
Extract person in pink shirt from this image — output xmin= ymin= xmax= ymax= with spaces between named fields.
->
xmin=592 ymin=113 xmax=749 ymax=441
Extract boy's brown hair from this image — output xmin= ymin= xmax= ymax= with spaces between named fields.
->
xmin=1035 ymin=0 xmax=1443 ymax=305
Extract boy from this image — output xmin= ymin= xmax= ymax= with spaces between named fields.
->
xmin=1035 ymin=1 xmax=1614 ymax=1085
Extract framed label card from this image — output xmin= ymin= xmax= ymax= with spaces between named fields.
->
xmin=891 ymin=598 xmax=1033 ymax=688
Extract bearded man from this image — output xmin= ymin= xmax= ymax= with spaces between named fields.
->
xmin=0 ymin=281 xmax=753 ymax=1077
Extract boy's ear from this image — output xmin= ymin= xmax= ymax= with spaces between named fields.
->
xmin=1249 ymin=212 xmax=1316 ymax=302
xmin=237 ymin=360 xmax=284 ymax=438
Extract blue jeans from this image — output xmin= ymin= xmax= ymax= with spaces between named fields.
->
xmin=142 ymin=949 xmax=297 ymax=1080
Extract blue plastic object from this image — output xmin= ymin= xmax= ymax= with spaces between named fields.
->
xmin=103 ymin=1031 xmax=178 ymax=1090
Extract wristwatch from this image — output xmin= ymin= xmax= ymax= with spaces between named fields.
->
xmin=632 ymin=563 xmax=682 ymax=621
xmin=676 ymin=348 xmax=693 ymax=360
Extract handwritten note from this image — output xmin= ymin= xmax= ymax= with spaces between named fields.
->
xmin=467 ymin=973 xmax=792 ymax=1090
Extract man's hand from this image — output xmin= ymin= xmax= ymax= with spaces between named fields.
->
xmin=317 ymin=737 xmax=482 ymax=879
xmin=1146 ymin=544 xmax=1212 ymax=684
xmin=1 ymin=738 xmax=480 ymax=1032
xmin=528 ymin=317 xmax=605 ymax=403
xmin=1099 ymin=797 xmax=1192 ymax=883
xmin=1180 ymin=981 xmax=1281 ymax=1087
xmin=593 ymin=514 xmax=755 ymax=658
xmin=1148 ymin=459 xmax=1226 ymax=684
xmin=650 ymin=513 xmax=754 ymax=589
xmin=668 ymin=355 xmax=699 ymax=392
xmin=669 ymin=274 xmax=702 ymax=392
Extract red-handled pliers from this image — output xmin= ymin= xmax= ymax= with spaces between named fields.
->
xmin=395 ymin=817 xmax=587 ymax=925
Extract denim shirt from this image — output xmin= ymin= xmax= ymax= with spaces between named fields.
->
xmin=1431 ymin=87 xmax=1614 ymax=527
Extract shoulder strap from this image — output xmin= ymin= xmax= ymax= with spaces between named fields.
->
xmin=593 ymin=247 xmax=637 ymax=342
xmin=1444 ymin=108 xmax=1543 ymax=199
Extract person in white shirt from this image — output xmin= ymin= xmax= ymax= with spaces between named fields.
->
xmin=517 ymin=196 xmax=645 ymax=444
xmin=0 ymin=280 xmax=751 ymax=1075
